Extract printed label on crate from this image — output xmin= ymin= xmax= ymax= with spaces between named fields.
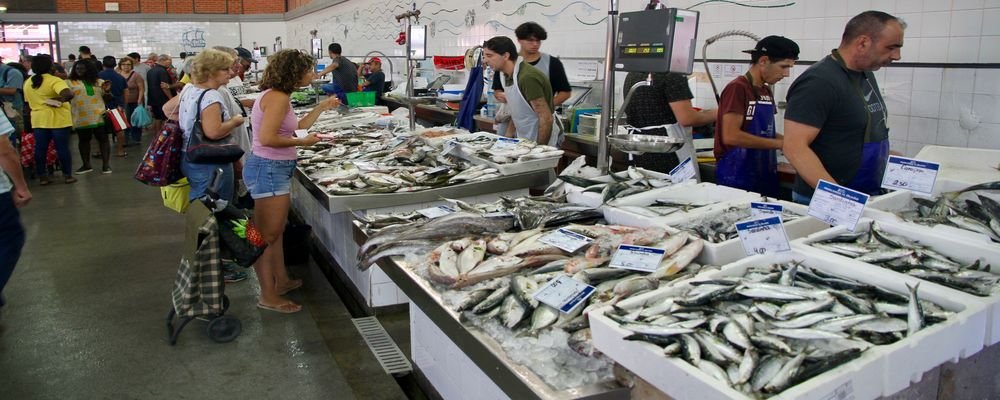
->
xmin=533 ymin=275 xmax=596 ymax=313
xmin=426 ymin=165 xmax=450 ymax=175
xmin=539 ymin=228 xmax=594 ymax=253
xmin=880 ymin=155 xmax=940 ymax=195
xmin=491 ymin=137 xmax=521 ymax=150
xmin=736 ymin=216 xmax=791 ymax=256
xmin=442 ymin=139 xmax=460 ymax=156
xmin=609 ymin=245 xmax=667 ymax=272
xmin=750 ymin=201 xmax=784 ymax=218
xmin=808 ymin=180 xmax=869 ymax=231
xmin=294 ymin=129 xmax=309 ymax=138
xmin=354 ymin=161 xmax=379 ymax=171
xmin=416 ymin=205 xmax=456 ymax=219
xmin=670 ymin=157 xmax=696 ymax=183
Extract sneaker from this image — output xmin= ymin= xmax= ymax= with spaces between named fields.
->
xmin=76 ymin=166 xmax=93 ymax=174
xmin=102 ymin=167 xmax=112 ymax=174
xmin=224 ymin=269 xmax=248 ymax=283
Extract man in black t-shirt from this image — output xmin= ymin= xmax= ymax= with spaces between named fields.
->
xmin=784 ymin=11 xmax=905 ymax=203
xmin=146 ymin=54 xmax=175 ymax=135
xmin=360 ymin=57 xmax=386 ymax=105
xmin=492 ymin=22 xmax=571 ymax=110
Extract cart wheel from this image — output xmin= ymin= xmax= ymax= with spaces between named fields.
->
xmin=206 ymin=316 xmax=242 ymax=343
xmin=222 ymin=295 xmax=231 ymax=313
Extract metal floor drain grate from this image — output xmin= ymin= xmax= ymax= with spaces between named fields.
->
xmin=352 ymin=316 xmax=413 ymax=376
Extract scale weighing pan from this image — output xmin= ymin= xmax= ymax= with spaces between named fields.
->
xmin=608 ymin=134 xmax=684 ymax=155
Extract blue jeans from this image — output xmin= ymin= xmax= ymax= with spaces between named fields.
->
xmin=0 ymin=192 xmax=25 ymax=308
xmin=125 ymin=103 xmax=142 ymax=143
xmin=792 ymin=191 xmax=812 ymax=205
xmin=320 ymin=83 xmax=348 ymax=104
xmin=180 ymin=153 xmax=234 ymax=202
xmin=33 ymin=127 xmax=73 ymax=177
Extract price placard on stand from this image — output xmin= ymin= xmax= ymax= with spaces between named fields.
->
xmin=751 ymin=202 xmax=784 ymax=218
xmin=880 ymin=155 xmax=940 ymax=195
xmin=491 ymin=137 xmax=521 ymax=150
xmin=736 ymin=216 xmax=791 ymax=256
xmin=808 ymin=180 xmax=869 ymax=231
xmin=416 ymin=205 xmax=456 ymax=219
xmin=539 ymin=228 xmax=593 ymax=253
xmin=533 ymin=275 xmax=596 ymax=313
xmin=670 ymin=158 xmax=697 ymax=183
xmin=609 ymin=245 xmax=667 ymax=272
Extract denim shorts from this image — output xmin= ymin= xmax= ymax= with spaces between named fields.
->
xmin=243 ymin=153 xmax=297 ymax=199
xmin=181 ymin=154 xmax=234 ymax=202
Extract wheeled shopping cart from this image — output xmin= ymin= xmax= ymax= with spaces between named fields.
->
xmin=165 ymin=171 xmax=265 ymax=345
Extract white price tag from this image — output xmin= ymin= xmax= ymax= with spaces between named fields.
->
xmin=736 ymin=216 xmax=791 ymax=256
xmin=532 ymin=275 xmax=596 ymax=313
xmin=670 ymin=158 xmax=696 ymax=183
xmin=538 ymin=228 xmax=594 ymax=253
xmin=442 ymin=139 xmax=460 ymax=155
xmin=354 ymin=161 xmax=379 ymax=171
xmin=609 ymin=245 xmax=667 ymax=272
xmin=416 ymin=205 xmax=455 ymax=219
xmin=491 ymin=137 xmax=522 ymax=150
xmin=880 ymin=155 xmax=940 ymax=195
xmin=808 ymin=180 xmax=870 ymax=231
xmin=294 ymin=129 xmax=309 ymax=138
xmin=751 ymin=202 xmax=784 ymax=218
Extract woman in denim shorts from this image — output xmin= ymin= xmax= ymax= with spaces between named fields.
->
xmin=245 ymin=50 xmax=340 ymax=313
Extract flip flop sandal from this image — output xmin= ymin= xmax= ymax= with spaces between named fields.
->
xmin=39 ymin=178 xmax=51 ymax=186
xmin=278 ymin=280 xmax=304 ymax=296
xmin=116 ymin=153 xmax=128 ymax=157
xmin=257 ymin=301 xmax=301 ymax=314
xmin=64 ymin=177 xmax=78 ymax=184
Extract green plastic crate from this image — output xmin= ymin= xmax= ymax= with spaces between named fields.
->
xmin=346 ymin=91 xmax=376 ymax=107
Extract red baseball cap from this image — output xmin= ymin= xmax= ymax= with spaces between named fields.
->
xmin=369 ymin=57 xmax=381 ymax=64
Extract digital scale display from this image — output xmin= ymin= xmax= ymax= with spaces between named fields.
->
xmin=621 ymin=45 xmax=666 ymax=57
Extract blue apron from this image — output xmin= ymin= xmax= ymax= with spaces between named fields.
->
xmin=716 ymin=73 xmax=779 ymax=197
xmin=832 ymin=50 xmax=890 ymax=196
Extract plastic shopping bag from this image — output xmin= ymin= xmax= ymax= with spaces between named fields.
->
xmin=131 ymin=105 xmax=153 ymax=128
xmin=161 ymin=178 xmax=191 ymax=213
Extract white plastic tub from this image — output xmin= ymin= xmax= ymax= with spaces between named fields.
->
xmin=865 ymin=179 xmax=1000 ymax=247
xmin=591 ymin=247 xmax=986 ymax=399
xmin=792 ymin=218 xmax=1000 ymax=354
xmin=914 ymin=145 xmax=1000 ymax=185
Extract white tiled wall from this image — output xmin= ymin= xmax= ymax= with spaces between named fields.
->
xmin=283 ymin=0 xmax=1000 ymax=156
xmin=54 ymin=21 xmax=286 ymax=60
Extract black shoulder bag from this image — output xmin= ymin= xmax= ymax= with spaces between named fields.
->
xmin=186 ymin=88 xmax=244 ymax=164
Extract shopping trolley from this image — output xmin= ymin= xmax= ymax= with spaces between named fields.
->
xmin=166 ymin=169 xmax=266 ymax=345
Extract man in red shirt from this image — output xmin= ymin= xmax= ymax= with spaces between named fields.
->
xmin=713 ymin=36 xmax=799 ymax=197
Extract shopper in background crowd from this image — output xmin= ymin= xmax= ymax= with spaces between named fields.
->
xmin=714 ymin=36 xmax=799 ymax=198
xmin=178 ymin=49 xmax=245 ymax=203
xmin=18 ymin=55 xmax=31 ymax=76
xmin=118 ymin=55 xmax=145 ymax=146
xmin=143 ymin=52 xmax=157 ymax=68
xmin=491 ymin=21 xmax=572 ymax=136
xmin=483 ymin=36 xmax=560 ymax=147
xmin=78 ymin=46 xmax=94 ymax=60
xmin=67 ymin=58 xmax=112 ymax=174
xmin=784 ymin=10 xmax=905 ymax=204
xmin=63 ymin=54 xmax=76 ymax=75
xmin=127 ymin=52 xmax=150 ymax=106
xmin=0 ymin=111 xmax=29 ymax=318
xmin=22 ymin=54 xmax=76 ymax=185
xmin=147 ymin=54 xmax=175 ymax=136
xmin=99 ymin=55 xmax=129 ymax=157
xmin=234 ymin=47 xmax=253 ymax=83
xmin=246 ymin=49 xmax=339 ymax=313
xmin=0 ymin=59 xmax=25 ymax=141
xmin=51 ymin=64 xmax=67 ymax=79
xmin=318 ymin=43 xmax=357 ymax=104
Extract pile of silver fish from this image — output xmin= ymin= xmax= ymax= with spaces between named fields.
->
xmin=680 ymin=204 xmax=803 ymax=243
xmin=810 ymin=222 xmax=1000 ymax=296
xmin=449 ymin=133 xmax=564 ymax=164
xmin=605 ymin=261 xmax=951 ymax=397
xmin=891 ymin=181 xmax=1000 ymax=243
xmin=556 ymin=168 xmax=674 ymax=204
xmin=299 ymin=128 xmax=504 ymax=195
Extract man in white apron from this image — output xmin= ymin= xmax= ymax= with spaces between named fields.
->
xmin=492 ymin=22 xmax=572 ymax=136
xmin=483 ymin=36 xmax=562 ymax=147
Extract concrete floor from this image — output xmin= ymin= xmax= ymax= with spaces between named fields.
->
xmin=0 ymin=141 xmax=409 ymax=400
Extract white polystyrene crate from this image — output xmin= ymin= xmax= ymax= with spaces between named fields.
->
xmin=677 ymin=200 xmax=832 ymax=266
xmin=914 ymin=145 xmax=1000 ymax=186
xmin=793 ymin=220 xmax=995 ymax=390
xmin=601 ymin=182 xmax=760 ymax=228
xmin=590 ymin=249 xmax=886 ymax=400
